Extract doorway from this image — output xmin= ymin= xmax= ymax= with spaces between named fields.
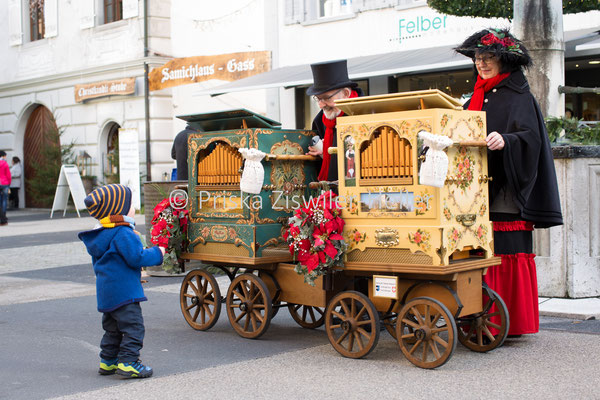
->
xmin=23 ymin=105 xmax=60 ymax=208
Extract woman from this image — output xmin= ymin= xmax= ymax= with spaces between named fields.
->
xmin=9 ymin=156 xmax=21 ymax=209
xmin=455 ymin=29 xmax=563 ymax=337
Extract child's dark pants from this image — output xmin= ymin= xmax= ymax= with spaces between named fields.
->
xmin=100 ymin=302 xmax=145 ymax=363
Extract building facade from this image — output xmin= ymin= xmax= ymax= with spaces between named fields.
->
xmin=0 ymin=0 xmax=173 ymax=207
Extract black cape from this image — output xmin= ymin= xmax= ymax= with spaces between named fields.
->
xmin=464 ymin=70 xmax=562 ymax=228
xmin=312 ymin=88 xmax=364 ymax=182
xmin=171 ymin=124 xmax=195 ymax=181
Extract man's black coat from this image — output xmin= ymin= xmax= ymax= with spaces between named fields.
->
xmin=171 ymin=125 xmax=195 ymax=181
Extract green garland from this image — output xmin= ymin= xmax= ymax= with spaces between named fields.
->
xmin=427 ymin=0 xmax=600 ymax=19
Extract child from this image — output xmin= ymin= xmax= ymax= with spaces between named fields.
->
xmin=79 ymin=184 xmax=165 ymax=379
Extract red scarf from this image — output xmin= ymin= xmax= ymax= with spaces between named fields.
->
xmin=318 ymin=89 xmax=358 ymax=181
xmin=467 ymin=72 xmax=510 ymax=111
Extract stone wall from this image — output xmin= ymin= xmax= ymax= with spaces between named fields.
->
xmin=536 ymin=146 xmax=600 ymax=298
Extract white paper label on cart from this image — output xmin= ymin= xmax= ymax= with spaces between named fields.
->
xmin=373 ymin=275 xmax=399 ymax=299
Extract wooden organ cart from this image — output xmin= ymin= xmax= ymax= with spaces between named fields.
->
xmin=178 ymin=93 xmax=509 ymax=369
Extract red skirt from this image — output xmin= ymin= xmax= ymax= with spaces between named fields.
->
xmin=484 ymin=220 xmax=539 ymax=335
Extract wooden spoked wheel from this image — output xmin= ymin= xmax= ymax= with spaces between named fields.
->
xmin=456 ymin=287 xmax=509 ymax=352
xmin=288 ymin=304 xmax=325 ymax=329
xmin=180 ymin=269 xmax=221 ymax=331
xmin=396 ymin=297 xmax=457 ymax=369
xmin=257 ymin=271 xmax=282 ymax=318
xmin=226 ymin=273 xmax=272 ymax=339
xmin=325 ymin=291 xmax=380 ymax=359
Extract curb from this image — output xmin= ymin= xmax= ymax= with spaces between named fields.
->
xmin=539 ymin=297 xmax=600 ymax=320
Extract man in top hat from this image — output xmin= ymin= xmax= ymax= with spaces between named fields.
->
xmin=306 ymin=60 xmax=363 ymax=182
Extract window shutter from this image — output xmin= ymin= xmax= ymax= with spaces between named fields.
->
xmin=80 ymin=0 xmax=95 ymax=29
xmin=8 ymin=0 xmax=22 ymax=46
xmin=284 ymin=0 xmax=305 ymax=24
xmin=122 ymin=0 xmax=139 ymax=19
xmin=44 ymin=0 xmax=58 ymax=38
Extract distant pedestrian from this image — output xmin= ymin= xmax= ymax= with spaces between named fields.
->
xmin=78 ymin=184 xmax=165 ymax=378
xmin=171 ymin=124 xmax=195 ymax=180
xmin=0 ymin=151 xmax=11 ymax=226
xmin=9 ymin=156 xmax=22 ymax=209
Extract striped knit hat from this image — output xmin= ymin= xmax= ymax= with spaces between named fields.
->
xmin=84 ymin=184 xmax=132 ymax=220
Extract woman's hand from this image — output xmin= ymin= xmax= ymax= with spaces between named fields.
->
xmin=158 ymin=246 xmax=166 ymax=256
xmin=486 ymin=131 xmax=505 ymax=150
xmin=306 ymin=145 xmax=323 ymax=156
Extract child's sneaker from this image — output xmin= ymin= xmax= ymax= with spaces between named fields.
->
xmin=98 ymin=358 xmax=118 ymax=375
xmin=116 ymin=360 xmax=153 ymax=378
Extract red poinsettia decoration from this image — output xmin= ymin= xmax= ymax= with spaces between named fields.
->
xmin=283 ymin=191 xmax=347 ymax=286
xmin=150 ymin=197 xmax=189 ymax=274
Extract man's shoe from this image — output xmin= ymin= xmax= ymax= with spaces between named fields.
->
xmin=116 ymin=360 xmax=153 ymax=378
xmin=98 ymin=358 xmax=118 ymax=375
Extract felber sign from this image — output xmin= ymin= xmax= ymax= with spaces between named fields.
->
xmin=74 ymin=78 xmax=136 ymax=102
xmin=149 ymin=51 xmax=271 ymax=91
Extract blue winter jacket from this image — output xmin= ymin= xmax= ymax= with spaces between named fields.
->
xmin=78 ymin=226 xmax=163 ymax=312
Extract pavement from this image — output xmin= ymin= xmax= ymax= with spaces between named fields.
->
xmin=2 ymin=207 xmax=600 ymax=400
xmin=2 ymin=207 xmax=598 ymax=320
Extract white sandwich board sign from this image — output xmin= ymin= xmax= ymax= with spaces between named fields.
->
xmin=50 ymin=165 xmax=88 ymax=218
xmin=118 ymin=128 xmax=142 ymax=210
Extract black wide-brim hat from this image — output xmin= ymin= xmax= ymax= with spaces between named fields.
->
xmin=455 ymin=28 xmax=532 ymax=69
xmin=306 ymin=59 xmax=358 ymax=96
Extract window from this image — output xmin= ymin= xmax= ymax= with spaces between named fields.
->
xmin=396 ymin=69 xmax=474 ymax=101
xmin=29 ymin=0 xmax=44 ymax=41
xmin=317 ymin=0 xmax=353 ymax=18
xmin=104 ymin=0 xmax=123 ymax=24
xmin=353 ymin=0 xmax=397 ymax=12
xmin=396 ymin=0 xmax=426 ymax=10
xmin=285 ymin=0 xmax=397 ymax=24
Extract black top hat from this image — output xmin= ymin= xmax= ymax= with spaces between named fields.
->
xmin=307 ymin=60 xmax=358 ymax=96
xmin=455 ymin=28 xmax=532 ymax=69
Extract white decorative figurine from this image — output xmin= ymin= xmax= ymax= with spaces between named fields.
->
xmin=310 ymin=136 xmax=323 ymax=158
xmin=418 ymin=131 xmax=454 ymax=188
xmin=238 ymin=148 xmax=267 ymax=194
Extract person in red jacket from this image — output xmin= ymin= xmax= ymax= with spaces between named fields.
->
xmin=0 ymin=151 xmax=12 ymax=226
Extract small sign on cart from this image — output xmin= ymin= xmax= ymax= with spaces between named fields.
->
xmin=373 ymin=275 xmax=399 ymax=299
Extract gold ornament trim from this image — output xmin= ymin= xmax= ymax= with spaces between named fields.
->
xmin=375 ymin=228 xmax=400 ymax=248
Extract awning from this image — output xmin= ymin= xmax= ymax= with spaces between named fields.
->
xmin=195 ymin=45 xmax=472 ymax=97
xmin=565 ymin=29 xmax=600 ymax=57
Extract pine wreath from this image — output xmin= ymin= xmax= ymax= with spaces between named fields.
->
xmin=427 ymin=0 xmax=600 ymax=19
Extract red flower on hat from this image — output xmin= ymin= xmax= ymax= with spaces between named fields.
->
xmin=501 ymin=37 xmax=516 ymax=48
xmin=480 ymin=33 xmax=500 ymax=46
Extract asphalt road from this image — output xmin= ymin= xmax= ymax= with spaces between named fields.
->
xmin=1 ymin=210 xmax=600 ymax=400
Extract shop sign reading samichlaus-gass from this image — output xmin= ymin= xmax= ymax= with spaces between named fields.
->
xmin=149 ymin=51 xmax=271 ymax=91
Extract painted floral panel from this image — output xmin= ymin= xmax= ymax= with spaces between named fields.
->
xmin=408 ymin=229 xmax=431 ymax=252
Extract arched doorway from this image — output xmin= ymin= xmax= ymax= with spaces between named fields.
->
xmin=23 ymin=105 xmax=60 ymax=208
xmin=103 ymin=122 xmax=120 ymax=184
